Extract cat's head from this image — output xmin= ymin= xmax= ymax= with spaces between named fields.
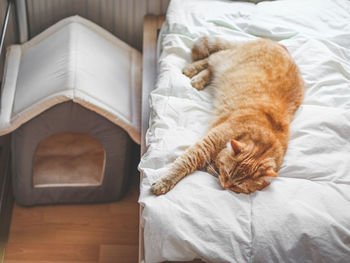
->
xmin=215 ymin=139 xmax=278 ymax=194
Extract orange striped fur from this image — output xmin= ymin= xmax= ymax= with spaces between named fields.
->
xmin=151 ymin=37 xmax=304 ymax=195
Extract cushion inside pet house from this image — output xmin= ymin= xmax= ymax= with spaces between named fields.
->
xmin=0 ymin=16 xmax=142 ymax=206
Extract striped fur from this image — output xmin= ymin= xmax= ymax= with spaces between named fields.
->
xmin=151 ymin=37 xmax=304 ymax=195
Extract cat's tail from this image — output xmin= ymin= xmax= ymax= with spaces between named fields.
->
xmin=192 ymin=36 xmax=236 ymax=61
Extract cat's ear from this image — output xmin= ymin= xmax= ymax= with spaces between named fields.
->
xmin=229 ymin=139 xmax=246 ymax=154
xmin=265 ymin=169 xmax=278 ymax=178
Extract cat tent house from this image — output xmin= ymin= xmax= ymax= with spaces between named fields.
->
xmin=0 ymin=16 xmax=142 ymax=206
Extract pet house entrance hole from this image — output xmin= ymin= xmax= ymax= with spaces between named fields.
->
xmin=33 ymin=132 xmax=106 ymax=188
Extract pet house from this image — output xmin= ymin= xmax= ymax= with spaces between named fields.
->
xmin=0 ymin=16 xmax=142 ymax=206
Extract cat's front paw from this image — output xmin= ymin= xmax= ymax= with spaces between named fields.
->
xmin=191 ymin=75 xmax=206 ymax=90
xmin=182 ymin=65 xmax=197 ymax=78
xmin=192 ymin=36 xmax=210 ymax=61
xmin=151 ymin=178 xmax=175 ymax=195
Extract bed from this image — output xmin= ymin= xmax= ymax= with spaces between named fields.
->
xmin=139 ymin=0 xmax=350 ymax=262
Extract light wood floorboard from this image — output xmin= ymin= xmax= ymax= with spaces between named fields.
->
xmin=4 ymin=174 xmax=139 ymax=263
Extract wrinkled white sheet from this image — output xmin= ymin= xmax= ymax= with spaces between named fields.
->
xmin=138 ymin=0 xmax=350 ymax=262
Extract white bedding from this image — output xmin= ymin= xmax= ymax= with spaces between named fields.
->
xmin=138 ymin=0 xmax=350 ymax=262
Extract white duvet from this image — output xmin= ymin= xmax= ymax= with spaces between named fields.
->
xmin=138 ymin=0 xmax=350 ymax=262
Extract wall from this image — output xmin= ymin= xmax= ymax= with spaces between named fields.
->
xmin=0 ymin=0 xmax=18 ymax=81
xmin=27 ymin=0 xmax=170 ymax=51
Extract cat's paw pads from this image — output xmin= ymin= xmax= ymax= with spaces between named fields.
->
xmin=182 ymin=65 xmax=197 ymax=78
xmin=191 ymin=75 xmax=206 ymax=90
xmin=192 ymin=36 xmax=210 ymax=61
xmin=151 ymin=179 xmax=174 ymax=195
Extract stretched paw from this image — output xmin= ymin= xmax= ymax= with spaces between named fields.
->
xmin=192 ymin=36 xmax=210 ymax=61
xmin=182 ymin=65 xmax=198 ymax=78
xmin=191 ymin=75 xmax=207 ymax=90
xmin=151 ymin=179 xmax=175 ymax=195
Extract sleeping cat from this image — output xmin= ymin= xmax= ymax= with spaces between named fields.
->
xmin=151 ymin=36 xmax=304 ymax=195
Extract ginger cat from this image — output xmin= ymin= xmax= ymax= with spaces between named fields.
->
xmin=151 ymin=37 xmax=304 ymax=195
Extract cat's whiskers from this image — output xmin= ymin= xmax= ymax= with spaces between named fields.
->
xmin=206 ymin=161 xmax=220 ymax=178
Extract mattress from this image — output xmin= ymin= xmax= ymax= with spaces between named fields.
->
xmin=138 ymin=0 xmax=350 ymax=262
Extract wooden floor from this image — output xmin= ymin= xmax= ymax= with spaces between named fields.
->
xmin=4 ymin=174 xmax=139 ymax=263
